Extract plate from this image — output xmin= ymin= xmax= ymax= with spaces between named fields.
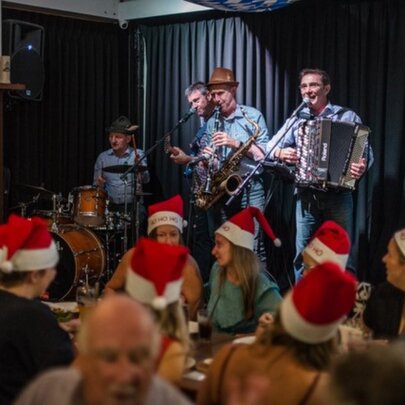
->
xmin=44 ymin=301 xmax=79 ymax=312
xmin=233 ymin=335 xmax=256 ymax=345
xmin=186 ymin=357 xmax=196 ymax=369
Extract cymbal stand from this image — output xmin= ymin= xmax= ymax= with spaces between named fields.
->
xmin=51 ymin=194 xmax=58 ymax=232
xmin=11 ymin=193 xmax=40 ymax=217
xmin=121 ymin=178 xmax=129 ymax=252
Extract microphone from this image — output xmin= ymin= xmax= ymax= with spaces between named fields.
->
xmin=178 ymin=107 xmax=196 ymax=124
xmin=291 ymin=97 xmax=311 ymax=118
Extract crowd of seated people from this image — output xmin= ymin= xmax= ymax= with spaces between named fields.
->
xmin=3 ymin=198 xmax=405 ymax=404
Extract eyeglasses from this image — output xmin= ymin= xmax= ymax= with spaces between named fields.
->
xmin=299 ymin=82 xmax=323 ymax=91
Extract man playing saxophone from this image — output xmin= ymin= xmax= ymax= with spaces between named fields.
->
xmin=198 ymin=67 xmax=270 ymax=261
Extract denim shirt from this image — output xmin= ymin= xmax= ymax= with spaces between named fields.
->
xmin=93 ymin=147 xmax=149 ymax=204
xmin=202 ymin=104 xmax=269 ymax=163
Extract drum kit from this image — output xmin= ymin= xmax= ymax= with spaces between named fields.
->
xmin=13 ymin=164 xmax=150 ymax=302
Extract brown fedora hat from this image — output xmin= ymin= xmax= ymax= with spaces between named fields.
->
xmin=207 ymin=67 xmax=239 ymax=88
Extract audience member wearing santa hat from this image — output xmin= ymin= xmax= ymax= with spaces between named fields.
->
xmin=206 ymin=206 xmax=282 ymax=335
xmin=198 ymin=262 xmax=357 ymax=405
xmin=363 ymin=228 xmax=405 ymax=339
xmin=0 ymin=214 xmax=74 ymax=405
xmin=104 ymin=194 xmax=203 ymax=319
xmin=125 ymin=237 xmax=190 ymax=385
xmin=301 ymin=220 xmax=351 ymax=274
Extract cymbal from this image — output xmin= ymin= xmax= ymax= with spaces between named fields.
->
xmin=17 ymin=183 xmax=56 ymax=196
xmin=102 ymin=165 xmax=149 ymax=174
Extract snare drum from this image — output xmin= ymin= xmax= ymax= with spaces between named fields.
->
xmin=72 ymin=186 xmax=106 ymax=227
xmin=47 ymin=226 xmax=106 ymax=301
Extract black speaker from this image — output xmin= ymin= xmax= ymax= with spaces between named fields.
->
xmin=2 ymin=20 xmax=45 ymax=101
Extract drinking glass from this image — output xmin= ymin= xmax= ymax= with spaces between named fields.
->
xmin=197 ymin=308 xmax=213 ymax=341
xmin=76 ymin=283 xmax=98 ymax=321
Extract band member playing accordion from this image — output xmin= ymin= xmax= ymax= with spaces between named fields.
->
xmin=266 ymin=68 xmax=373 ymax=283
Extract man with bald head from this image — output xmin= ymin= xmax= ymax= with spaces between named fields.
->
xmin=15 ymin=295 xmax=191 ymax=405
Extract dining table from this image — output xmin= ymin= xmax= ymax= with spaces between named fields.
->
xmin=179 ymin=327 xmax=255 ymax=400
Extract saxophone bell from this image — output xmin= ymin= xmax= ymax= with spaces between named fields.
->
xmin=220 ymin=173 xmax=243 ymax=195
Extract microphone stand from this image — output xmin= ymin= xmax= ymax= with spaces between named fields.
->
xmin=120 ymin=114 xmax=193 ymax=245
xmin=225 ymin=107 xmax=303 ymax=207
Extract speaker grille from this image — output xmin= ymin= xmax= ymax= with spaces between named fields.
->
xmin=11 ymin=47 xmax=45 ymax=100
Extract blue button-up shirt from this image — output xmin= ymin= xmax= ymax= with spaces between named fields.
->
xmin=93 ymin=147 xmax=149 ymax=204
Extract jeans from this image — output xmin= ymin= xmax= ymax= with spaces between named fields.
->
xmin=294 ymin=188 xmax=353 ymax=282
xmin=190 ymin=205 xmax=215 ymax=284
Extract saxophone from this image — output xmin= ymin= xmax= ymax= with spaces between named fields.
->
xmin=195 ymin=107 xmax=261 ymax=210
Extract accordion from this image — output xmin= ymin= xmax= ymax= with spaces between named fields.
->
xmin=295 ymin=118 xmax=370 ymax=190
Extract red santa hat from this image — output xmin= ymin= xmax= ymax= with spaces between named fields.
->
xmin=215 ymin=206 xmax=281 ymax=251
xmin=303 ymin=220 xmax=351 ymax=268
xmin=281 ymin=261 xmax=357 ymax=344
xmin=394 ymin=228 xmax=405 ymax=257
xmin=0 ymin=214 xmax=59 ymax=273
xmin=125 ymin=237 xmax=189 ymax=310
xmin=147 ymin=195 xmax=186 ymax=235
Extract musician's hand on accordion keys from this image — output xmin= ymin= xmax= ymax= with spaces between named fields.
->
xmin=350 ymin=157 xmax=367 ymax=180
xmin=275 ymin=147 xmax=299 ymax=165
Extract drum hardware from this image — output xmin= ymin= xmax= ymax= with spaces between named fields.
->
xmin=10 ymin=193 xmax=40 ymax=217
xmin=102 ymin=164 xmax=149 ymax=174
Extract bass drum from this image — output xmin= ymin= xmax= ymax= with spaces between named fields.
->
xmin=47 ymin=226 xmax=106 ymax=301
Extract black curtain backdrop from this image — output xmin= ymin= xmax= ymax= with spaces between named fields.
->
xmin=139 ymin=0 xmax=405 ymax=289
xmin=3 ymin=9 xmax=130 ymax=214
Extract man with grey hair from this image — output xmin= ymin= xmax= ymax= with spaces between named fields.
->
xmin=169 ymin=81 xmax=216 ymax=282
xmin=15 ymin=295 xmax=191 ymax=405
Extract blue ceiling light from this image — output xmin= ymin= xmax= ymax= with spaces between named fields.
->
xmin=185 ymin=0 xmax=303 ymax=12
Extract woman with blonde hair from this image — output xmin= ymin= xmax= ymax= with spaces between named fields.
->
xmin=207 ymin=207 xmax=282 ymax=334
xmin=198 ymin=262 xmax=357 ymax=405
xmin=125 ymin=237 xmax=190 ymax=385
xmin=104 ymin=194 xmax=203 ymax=319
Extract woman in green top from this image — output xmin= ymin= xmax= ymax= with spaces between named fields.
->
xmin=207 ymin=207 xmax=282 ymax=334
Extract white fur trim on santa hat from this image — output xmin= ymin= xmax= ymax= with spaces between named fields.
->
xmin=304 ymin=238 xmax=348 ymax=268
xmin=215 ymin=221 xmax=254 ymax=251
xmin=394 ymin=229 xmax=405 ymax=257
xmin=126 ymin=269 xmax=183 ymax=308
xmin=10 ymin=240 xmax=59 ymax=271
xmin=280 ymin=291 xmax=345 ymax=344
xmin=147 ymin=210 xmax=183 ymax=235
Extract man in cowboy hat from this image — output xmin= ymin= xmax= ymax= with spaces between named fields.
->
xmin=93 ymin=116 xmax=150 ymax=238
xmin=200 ymin=67 xmax=270 ymax=261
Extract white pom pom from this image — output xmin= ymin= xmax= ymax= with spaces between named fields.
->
xmin=152 ymin=296 xmax=167 ymax=310
xmin=0 ymin=261 xmax=14 ymax=273
xmin=182 ymin=219 xmax=188 ymax=229
xmin=273 ymin=238 xmax=282 ymax=247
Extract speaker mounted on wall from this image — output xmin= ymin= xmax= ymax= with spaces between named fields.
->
xmin=2 ymin=20 xmax=45 ymax=101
